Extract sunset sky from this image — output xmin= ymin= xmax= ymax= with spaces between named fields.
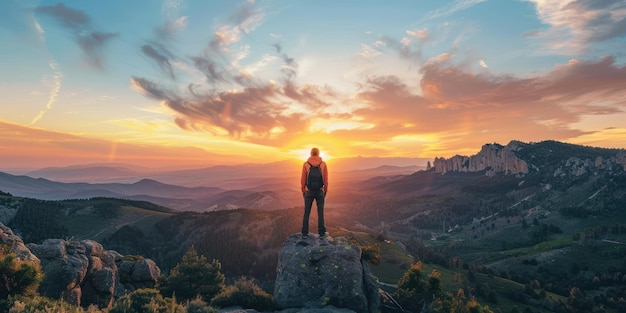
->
xmin=2 ymin=0 xmax=626 ymax=170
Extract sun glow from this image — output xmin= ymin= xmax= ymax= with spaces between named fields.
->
xmin=307 ymin=118 xmax=374 ymax=133
xmin=287 ymin=144 xmax=333 ymax=162
xmin=289 ymin=146 xmax=335 ymax=161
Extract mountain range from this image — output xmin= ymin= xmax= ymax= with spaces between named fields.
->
xmin=0 ymin=157 xmax=424 ymax=211
xmin=2 ymin=140 xmax=626 ymax=312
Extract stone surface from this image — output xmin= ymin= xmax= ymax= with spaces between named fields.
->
xmin=434 ymin=141 xmax=529 ymax=175
xmin=25 ymin=235 xmax=160 ymax=308
xmin=434 ymin=140 xmax=626 ymax=177
xmin=131 ymin=258 xmax=161 ymax=282
xmin=0 ymin=222 xmax=39 ymax=263
xmin=28 ymin=239 xmax=90 ymax=301
xmin=273 ymin=234 xmax=380 ymax=313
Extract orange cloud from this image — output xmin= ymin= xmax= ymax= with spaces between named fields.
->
xmin=0 ymin=121 xmax=265 ymax=171
xmin=349 ymin=55 xmax=626 ymax=156
xmin=130 ymin=53 xmax=626 ymax=159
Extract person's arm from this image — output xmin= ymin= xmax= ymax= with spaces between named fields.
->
xmin=300 ymin=163 xmax=308 ymax=192
xmin=322 ymin=162 xmax=329 ymax=193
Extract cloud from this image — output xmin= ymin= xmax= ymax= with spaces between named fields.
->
xmin=358 ymin=44 xmax=383 ymax=59
xmin=0 ymin=1 xmax=42 ymax=39
xmin=0 ymin=120 xmax=254 ymax=169
xmin=161 ymin=0 xmax=186 ymax=20
xmin=36 ymin=2 xmax=89 ymax=28
xmin=130 ymin=71 xmax=342 ymax=144
xmin=31 ymin=60 xmax=63 ymax=125
xmin=128 ymin=1 xmax=626 ymax=156
xmin=190 ymin=56 xmax=226 ymax=84
xmin=348 ymin=54 xmax=626 ymax=153
xmin=36 ymin=2 xmax=118 ymax=68
xmin=406 ymin=28 xmax=429 ymax=41
xmin=209 ymin=1 xmax=264 ymax=51
xmin=380 ymin=35 xmax=424 ymax=62
xmin=423 ymin=0 xmax=487 ymax=20
xmin=77 ymin=31 xmax=119 ymax=68
xmin=157 ymin=16 xmax=188 ymax=38
xmin=142 ymin=44 xmax=175 ymax=79
xmin=527 ymin=0 xmax=626 ymax=53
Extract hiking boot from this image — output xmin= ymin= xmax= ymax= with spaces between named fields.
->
xmin=319 ymin=232 xmax=327 ymax=239
xmin=302 ymin=234 xmax=309 ymax=239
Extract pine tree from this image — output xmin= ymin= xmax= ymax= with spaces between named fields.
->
xmin=0 ymin=245 xmax=44 ymax=309
xmin=160 ymin=246 xmax=225 ymax=302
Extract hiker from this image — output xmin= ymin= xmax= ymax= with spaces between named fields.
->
xmin=300 ymin=147 xmax=329 ymax=239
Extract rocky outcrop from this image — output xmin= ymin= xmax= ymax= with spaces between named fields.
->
xmin=117 ymin=257 xmax=161 ymax=294
xmin=434 ymin=141 xmax=529 ymax=176
xmin=27 ymin=238 xmax=160 ymax=308
xmin=434 ymin=140 xmax=626 ymax=177
xmin=0 ymin=222 xmax=39 ymax=263
xmin=273 ymin=234 xmax=380 ymax=313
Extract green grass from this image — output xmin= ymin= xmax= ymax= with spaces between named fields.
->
xmin=533 ymin=236 xmax=571 ymax=252
xmin=370 ymin=258 xmax=409 ymax=285
xmin=472 ymin=271 xmax=566 ymax=313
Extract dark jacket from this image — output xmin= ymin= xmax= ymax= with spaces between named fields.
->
xmin=300 ymin=156 xmax=328 ymax=192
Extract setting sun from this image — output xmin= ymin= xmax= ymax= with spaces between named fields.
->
xmin=1 ymin=0 xmax=625 ymax=171
xmin=289 ymin=146 xmax=334 ymax=162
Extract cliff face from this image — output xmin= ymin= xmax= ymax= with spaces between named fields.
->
xmin=433 ymin=140 xmax=626 ymax=177
xmin=273 ymin=234 xmax=380 ymax=313
xmin=434 ymin=141 xmax=529 ymax=176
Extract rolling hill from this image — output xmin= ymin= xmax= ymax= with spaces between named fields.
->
xmin=2 ymin=140 xmax=626 ymax=312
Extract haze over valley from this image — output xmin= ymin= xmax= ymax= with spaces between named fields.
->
xmin=1 ymin=156 xmax=426 ymax=211
xmin=2 ymin=140 xmax=626 ymax=312
xmin=3 ymin=0 xmax=626 ymax=311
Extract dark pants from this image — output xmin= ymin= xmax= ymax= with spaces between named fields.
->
xmin=302 ymin=190 xmax=326 ymax=236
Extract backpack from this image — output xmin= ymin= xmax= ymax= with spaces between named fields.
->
xmin=306 ymin=162 xmax=324 ymax=191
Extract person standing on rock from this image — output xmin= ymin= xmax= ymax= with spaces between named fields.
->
xmin=300 ymin=147 xmax=328 ymax=239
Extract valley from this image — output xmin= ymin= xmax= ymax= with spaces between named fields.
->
xmin=2 ymin=140 xmax=626 ymax=312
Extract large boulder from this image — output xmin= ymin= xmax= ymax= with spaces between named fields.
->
xmin=117 ymin=257 xmax=161 ymax=294
xmin=273 ymin=234 xmax=380 ymax=313
xmin=28 ymin=239 xmax=98 ymax=306
xmin=27 ymin=238 xmax=160 ymax=308
xmin=0 ymin=222 xmax=39 ymax=263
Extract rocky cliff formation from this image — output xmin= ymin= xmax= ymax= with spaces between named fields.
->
xmin=434 ymin=141 xmax=529 ymax=176
xmin=1 ymin=222 xmax=160 ymax=308
xmin=273 ymin=234 xmax=380 ymax=313
xmin=0 ymin=222 xmax=39 ymax=262
xmin=433 ymin=140 xmax=626 ymax=177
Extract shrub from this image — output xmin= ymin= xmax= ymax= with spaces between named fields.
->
xmin=430 ymin=289 xmax=495 ymax=313
xmin=0 ymin=245 xmax=44 ymax=309
xmin=7 ymin=296 xmax=91 ymax=313
xmin=211 ymin=276 xmax=273 ymax=311
xmin=186 ymin=297 xmax=218 ymax=313
xmin=109 ymin=288 xmax=185 ymax=313
xmin=397 ymin=262 xmax=429 ymax=312
xmin=360 ymin=243 xmax=382 ymax=265
xmin=160 ymin=246 xmax=225 ymax=302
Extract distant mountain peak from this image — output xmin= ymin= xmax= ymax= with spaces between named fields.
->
xmin=133 ymin=178 xmax=165 ymax=186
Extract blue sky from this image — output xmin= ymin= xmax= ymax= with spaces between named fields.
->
xmin=1 ymin=0 xmax=626 ymax=169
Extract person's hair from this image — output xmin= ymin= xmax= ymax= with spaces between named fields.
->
xmin=310 ymin=147 xmax=319 ymax=156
